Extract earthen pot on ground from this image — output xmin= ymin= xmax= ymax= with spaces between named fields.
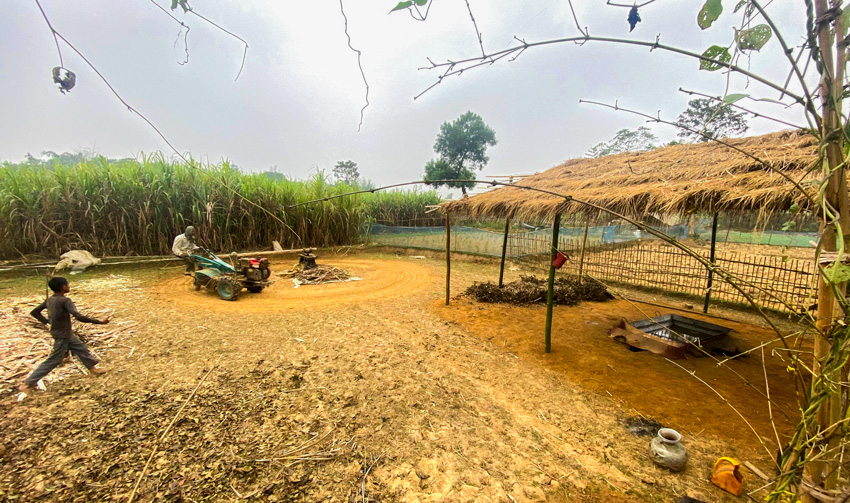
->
xmin=649 ymin=428 xmax=688 ymax=471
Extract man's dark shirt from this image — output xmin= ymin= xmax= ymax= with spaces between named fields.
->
xmin=30 ymin=295 xmax=100 ymax=338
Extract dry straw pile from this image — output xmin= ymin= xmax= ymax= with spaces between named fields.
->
xmin=443 ymin=130 xmax=817 ymax=220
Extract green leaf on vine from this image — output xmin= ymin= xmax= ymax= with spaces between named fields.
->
xmin=699 ymin=45 xmax=731 ymax=71
xmin=790 ymin=202 xmax=799 ymax=214
xmin=733 ymin=0 xmax=747 ymax=12
xmin=736 ymin=24 xmax=772 ymax=51
xmin=724 ymin=93 xmax=749 ymax=104
xmin=390 ymin=1 xmax=413 ymax=12
xmin=823 ymin=262 xmax=850 ymax=284
xmin=413 ymin=0 xmax=428 ymax=5
xmin=698 ymin=0 xmax=723 ymax=29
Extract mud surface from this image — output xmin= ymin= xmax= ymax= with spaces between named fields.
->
xmin=0 ymin=251 xmax=796 ymax=502
xmin=437 ymin=297 xmax=801 ymax=454
xmin=154 ymin=257 xmax=431 ymax=311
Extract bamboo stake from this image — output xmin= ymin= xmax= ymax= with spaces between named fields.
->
xmin=805 ymin=2 xmax=850 ymax=495
xmin=445 ymin=213 xmax=451 ymax=306
xmin=545 ymin=213 xmax=561 ymax=354
xmin=578 ymin=216 xmax=590 ymax=284
xmin=499 ymin=218 xmax=510 ymax=288
xmin=703 ymin=212 xmax=719 ymax=313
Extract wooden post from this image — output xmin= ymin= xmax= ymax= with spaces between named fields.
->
xmin=545 ymin=213 xmax=561 ymax=353
xmin=445 ymin=212 xmax=451 ymax=306
xmin=499 ymin=218 xmax=510 ymax=287
xmin=578 ymin=215 xmax=590 ymax=283
xmin=702 ymin=212 xmax=719 ymax=313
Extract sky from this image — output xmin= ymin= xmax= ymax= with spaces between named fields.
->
xmin=1 ymin=1 xmax=811 ymax=195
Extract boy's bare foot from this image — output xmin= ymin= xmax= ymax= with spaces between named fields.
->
xmin=18 ymin=383 xmax=34 ymax=393
xmin=89 ymin=366 xmax=109 ymax=376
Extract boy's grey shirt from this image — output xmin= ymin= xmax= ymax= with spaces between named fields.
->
xmin=31 ymin=295 xmax=100 ymax=338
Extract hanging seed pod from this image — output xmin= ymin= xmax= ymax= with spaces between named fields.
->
xmin=52 ymin=67 xmax=76 ymax=94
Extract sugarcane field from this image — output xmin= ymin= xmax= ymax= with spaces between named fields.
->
xmin=2 ymin=2 xmax=849 ymax=503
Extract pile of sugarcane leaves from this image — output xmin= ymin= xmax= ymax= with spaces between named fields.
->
xmin=279 ymin=264 xmax=356 ymax=285
xmin=0 ymin=296 xmax=137 ymax=394
xmin=0 ymin=363 xmax=356 ymax=502
xmin=465 ymin=274 xmax=613 ymax=306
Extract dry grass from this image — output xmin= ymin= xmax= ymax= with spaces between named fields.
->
xmin=443 ymin=130 xmax=817 ymax=220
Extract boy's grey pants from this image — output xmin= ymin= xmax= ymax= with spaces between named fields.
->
xmin=25 ymin=335 xmax=99 ymax=386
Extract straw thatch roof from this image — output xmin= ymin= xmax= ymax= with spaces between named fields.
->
xmin=441 ymin=130 xmax=818 ymax=221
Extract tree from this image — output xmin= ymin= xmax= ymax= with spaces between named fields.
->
xmin=423 ymin=158 xmax=474 ymax=190
xmin=424 ymin=111 xmax=496 ymax=193
xmin=674 ymin=98 xmax=749 ymax=142
xmin=585 ymin=126 xmax=659 ymax=158
xmin=332 ymin=160 xmax=360 ymax=185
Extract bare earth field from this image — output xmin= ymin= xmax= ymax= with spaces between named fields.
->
xmin=0 ymin=250 xmax=804 ymax=502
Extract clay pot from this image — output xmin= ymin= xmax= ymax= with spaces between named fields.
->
xmin=649 ymin=428 xmax=688 ymax=472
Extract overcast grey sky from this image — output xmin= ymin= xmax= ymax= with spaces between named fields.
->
xmin=1 ymin=1 xmax=808 ymax=189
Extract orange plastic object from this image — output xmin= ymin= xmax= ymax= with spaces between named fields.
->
xmin=712 ymin=457 xmax=744 ymax=496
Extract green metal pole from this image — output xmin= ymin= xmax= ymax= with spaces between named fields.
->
xmin=545 ymin=213 xmax=561 ymax=353
xmin=702 ymin=212 xmax=719 ymax=313
xmin=445 ymin=212 xmax=451 ymax=306
xmin=578 ymin=216 xmax=590 ymax=284
xmin=499 ymin=218 xmax=511 ymax=287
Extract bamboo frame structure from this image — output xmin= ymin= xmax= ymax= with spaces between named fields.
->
xmin=703 ymin=212 xmax=719 ymax=313
xmin=445 ymin=213 xmax=451 ymax=306
xmin=499 ymin=218 xmax=510 ymax=287
xmin=545 ymin=214 xmax=561 ymax=353
xmin=578 ymin=216 xmax=590 ymax=284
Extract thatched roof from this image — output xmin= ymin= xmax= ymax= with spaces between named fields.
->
xmin=441 ymin=130 xmax=818 ymax=221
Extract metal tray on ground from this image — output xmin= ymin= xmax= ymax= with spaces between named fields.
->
xmin=628 ymin=314 xmax=732 ymax=345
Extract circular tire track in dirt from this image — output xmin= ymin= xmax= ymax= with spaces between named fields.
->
xmin=153 ymin=257 xmax=432 ymax=312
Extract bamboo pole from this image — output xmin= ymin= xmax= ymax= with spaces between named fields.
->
xmin=807 ymin=3 xmax=850 ymax=496
xmin=499 ymin=218 xmax=510 ymax=287
xmin=445 ymin=213 xmax=451 ymax=306
xmin=545 ymin=213 xmax=561 ymax=354
xmin=702 ymin=212 xmax=719 ymax=313
xmin=578 ymin=216 xmax=590 ymax=284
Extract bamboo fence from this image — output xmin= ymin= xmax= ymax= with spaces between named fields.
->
xmin=509 ymin=236 xmax=815 ymax=313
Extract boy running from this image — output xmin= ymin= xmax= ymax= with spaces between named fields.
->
xmin=19 ymin=276 xmax=110 ymax=394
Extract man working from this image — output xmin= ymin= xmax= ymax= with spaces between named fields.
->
xmin=19 ymin=276 xmax=109 ymax=394
xmin=172 ymin=225 xmax=200 ymax=275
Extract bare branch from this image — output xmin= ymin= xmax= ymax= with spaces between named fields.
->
xmin=338 ymin=0 xmax=370 ymax=132
xmin=408 ymin=0 xmax=436 ymax=21
xmin=750 ymin=0 xmax=820 ymax=130
xmin=566 ymin=0 xmax=588 ymax=37
xmin=463 ymin=0 xmax=485 ymax=57
xmin=149 ymin=0 xmax=190 ymax=65
xmin=33 ymin=0 xmax=63 ymax=68
xmin=678 ymin=87 xmax=809 ymax=130
xmin=186 ymin=9 xmax=248 ymax=81
xmin=606 ymin=0 xmax=656 ymax=7
xmin=418 ymin=34 xmax=808 ymax=108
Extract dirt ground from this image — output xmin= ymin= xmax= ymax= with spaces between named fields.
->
xmin=0 ymin=250 xmax=810 ymax=502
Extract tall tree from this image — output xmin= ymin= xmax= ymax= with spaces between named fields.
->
xmin=424 ymin=111 xmax=497 ymax=193
xmin=674 ymin=98 xmax=749 ymax=142
xmin=332 ymin=160 xmax=360 ymax=185
xmin=585 ymin=126 xmax=659 ymax=158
